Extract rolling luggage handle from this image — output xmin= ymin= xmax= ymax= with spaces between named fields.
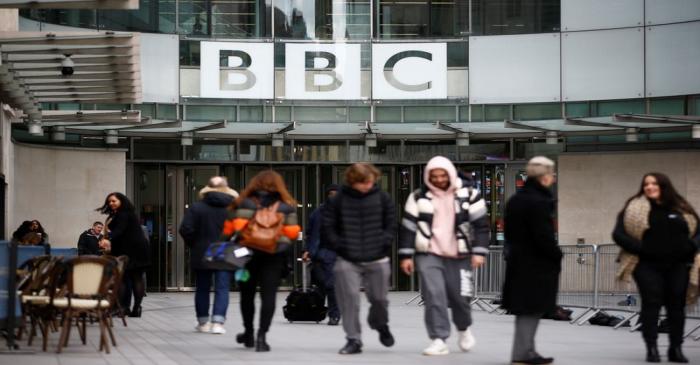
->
xmin=297 ymin=257 xmax=308 ymax=293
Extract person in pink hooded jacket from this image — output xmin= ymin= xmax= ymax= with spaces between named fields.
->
xmin=398 ymin=156 xmax=490 ymax=356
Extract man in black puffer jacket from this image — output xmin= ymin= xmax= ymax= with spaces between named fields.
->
xmin=179 ymin=176 xmax=238 ymax=335
xmin=322 ymin=163 xmax=396 ymax=355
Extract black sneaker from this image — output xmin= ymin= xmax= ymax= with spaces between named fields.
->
xmin=511 ymin=356 xmax=554 ymax=365
xmin=377 ymin=326 xmax=395 ymax=347
xmin=338 ymin=339 xmax=362 ymax=355
xmin=328 ymin=317 xmax=340 ymax=326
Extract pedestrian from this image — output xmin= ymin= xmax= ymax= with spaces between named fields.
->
xmin=97 ymin=192 xmax=150 ymax=317
xmin=502 ymin=156 xmax=561 ymax=365
xmin=613 ymin=172 xmax=699 ymax=363
xmin=321 ymin=163 xmax=396 ymax=355
xmin=13 ymin=219 xmax=49 ymax=245
xmin=398 ymin=156 xmax=490 ymax=355
xmin=221 ymin=170 xmax=301 ymax=352
xmin=77 ymin=221 xmax=104 ymax=255
xmin=179 ymin=176 xmax=239 ymax=335
xmin=302 ymin=183 xmax=340 ymax=325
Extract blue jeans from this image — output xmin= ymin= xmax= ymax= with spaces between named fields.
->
xmin=195 ymin=270 xmax=232 ymax=325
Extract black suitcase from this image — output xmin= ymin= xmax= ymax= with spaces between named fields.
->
xmin=283 ymin=260 xmax=328 ymax=323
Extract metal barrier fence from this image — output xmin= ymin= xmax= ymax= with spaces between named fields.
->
xmin=464 ymin=243 xmax=700 ymax=340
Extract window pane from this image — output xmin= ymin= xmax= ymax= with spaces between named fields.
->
xmin=99 ymin=0 xmax=176 ymax=33
xmin=135 ymin=104 xmax=156 ymax=118
xmin=180 ymin=40 xmax=201 ymax=66
xmin=447 ymin=41 xmax=469 ymax=67
xmin=178 ymin=0 xmax=208 ymax=36
xmin=133 ymin=139 xmax=181 ymax=160
xmin=189 ymin=143 xmax=237 ymax=160
xmin=593 ymin=99 xmax=645 ymax=117
xmin=430 ymin=0 xmax=469 ymax=37
xmin=514 ymin=103 xmax=561 ymax=121
xmin=378 ymin=1 xmax=428 ymax=38
xmin=375 ymin=106 xmax=401 ymax=122
xmin=692 ymin=97 xmax=700 ymax=116
xmin=157 ymin=104 xmax=177 ymax=120
xmin=404 ymin=106 xmax=455 ymax=122
xmin=650 ymin=98 xmax=685 ymax=115
xmin=294 ymin=106 xmax=347 ymax=122
xmin=211 ymin=0 xmax=267 ymax=37
xmin=459 ymin=106 xmax=470 ymax=121
xmin=485 ymin=105 xmax=510 ymax=121
xmin=274 ymin=0 xmax=370 ymax=39
xmin=565 ymin=102 xmax=589 ymax=117
xmin=186 ymin=105 xmax=236 ymax=121
xmin=274 ymin=106 xmax=292 ymax=121
xmin=22 ymin=9 xmax=97 ymax=29
xmin=240 ymin=106 xmax=263 ymax=122
xmin=294 ymin=142 xmax=347 ymax=161
xmin=472 ymin=0 xmax=560 ymax=36
xmin=349 ymin=107 xmax=371 ymax=121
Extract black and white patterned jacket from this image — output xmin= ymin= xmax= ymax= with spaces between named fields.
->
xmin=398 ymin=177 xmax=490 ymax=259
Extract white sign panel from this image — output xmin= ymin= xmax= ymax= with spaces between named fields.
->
xmin=200 ymin=42 xmax=274 ymax=99
xmin=285 ymin=43 xmax=362 ymax=100
xmin=372 ymin=43 xmax=447 ymax=100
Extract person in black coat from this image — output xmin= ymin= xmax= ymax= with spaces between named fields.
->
xmin=502 ymin=156 xmax=562 ymax=365
xmin=321 ymin=163 xmax=396 ymax=355
xmin=302 ymin=183 xmax=340 ymax=325
xmin=179 ymin=176 xmax=238 ymax=334
xmin=612 ymin=172 xmax=699 ymax=363
xmin=98 ymin=192 xmax=150 ymax=317
xmin=77 ymin=221 xmax=104 ymax=255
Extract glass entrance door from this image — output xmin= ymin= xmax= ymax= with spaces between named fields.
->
xmin=165 ymin=165 xmax=220 ymax=291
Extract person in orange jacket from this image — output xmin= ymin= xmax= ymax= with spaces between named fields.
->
xmin=222 ymin=170 xmax=301 ymax=352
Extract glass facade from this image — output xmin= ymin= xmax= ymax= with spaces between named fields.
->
xmin=21 ymin=0 xmax=561 ymax=37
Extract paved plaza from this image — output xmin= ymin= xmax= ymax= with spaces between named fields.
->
xmin=2 ymin=292 xmax=699 ymax=365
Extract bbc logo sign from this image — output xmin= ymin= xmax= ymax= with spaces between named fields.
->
xmin=200 ymin=42 xmax=447 ymax=100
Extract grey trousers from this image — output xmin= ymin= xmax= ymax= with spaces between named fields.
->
xmin=512 ymin=314 xmax=542 ymax=361
xmin=333 ymin=256 xmax=391 ymax=341
xmin=416 ymin=254 xmax=473 ymax=340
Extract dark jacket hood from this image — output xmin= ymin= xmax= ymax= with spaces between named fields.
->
xmin=203 ymin=191 xmax=234 ymax=207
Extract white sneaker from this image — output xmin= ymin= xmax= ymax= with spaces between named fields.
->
xmin=458 ymin=328 xmax=476 ymax=352
xmin=422 ymin=339 xmax=449 ymax=356
xmin=195 ymin=322 xmax=212 ymax=333
xmin=210 ymin=323 xmax=226 ymax=335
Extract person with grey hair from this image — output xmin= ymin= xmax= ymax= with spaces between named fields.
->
xmin=502 ymin=156 xmax=562 ymax=365
xmin=179 ymin=176 xmax=239 ymax=335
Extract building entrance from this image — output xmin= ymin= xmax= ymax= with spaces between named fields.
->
xmin=130 ymin=162 xmax=528 ymax=292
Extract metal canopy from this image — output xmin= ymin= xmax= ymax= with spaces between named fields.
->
xmin=0 ymin=31 xmax=142 ymax=123
xmin=14 ymin=113 xmax=700 ymax=142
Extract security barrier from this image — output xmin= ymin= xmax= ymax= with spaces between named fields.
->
xmin=464 ymin=243 xmax=700 ymax=340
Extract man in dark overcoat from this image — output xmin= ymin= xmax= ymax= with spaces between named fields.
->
xmin=502 ymin=156 xmax=562 ymax=365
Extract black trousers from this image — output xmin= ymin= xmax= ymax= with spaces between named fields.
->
xmin=239 ymin=253 xmax=286 ymax=334
xmin=633 ymin=260 xmax=689 ymax=347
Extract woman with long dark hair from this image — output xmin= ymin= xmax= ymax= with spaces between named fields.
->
xmin=221 ymin=170 xmax=301 ymax=352
xmin=613 ymin=173 xmax=699 ymax=363
xmin=97 ymin=192 xmax=150 ymax=317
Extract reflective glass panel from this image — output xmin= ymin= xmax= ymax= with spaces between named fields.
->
xmin=98 ymin=0 xmax=176 ymax=33
xmin=650 ymin=98 xmax=685 ymax=115
xmin=274 ymin=0 xmax=371 ymax=39
xmin=472 ymin=0 xmax=560 ymax=36
xmin=404 ymin=106 xmax=456 ymax=122
xmin=186 ymin=105 xmax=236 ymax=121
xmin=513 ymin=103 xmax=561 ymax=121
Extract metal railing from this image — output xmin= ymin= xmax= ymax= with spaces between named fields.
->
xmin=447 ymin=243 xmax=700 ymax=340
